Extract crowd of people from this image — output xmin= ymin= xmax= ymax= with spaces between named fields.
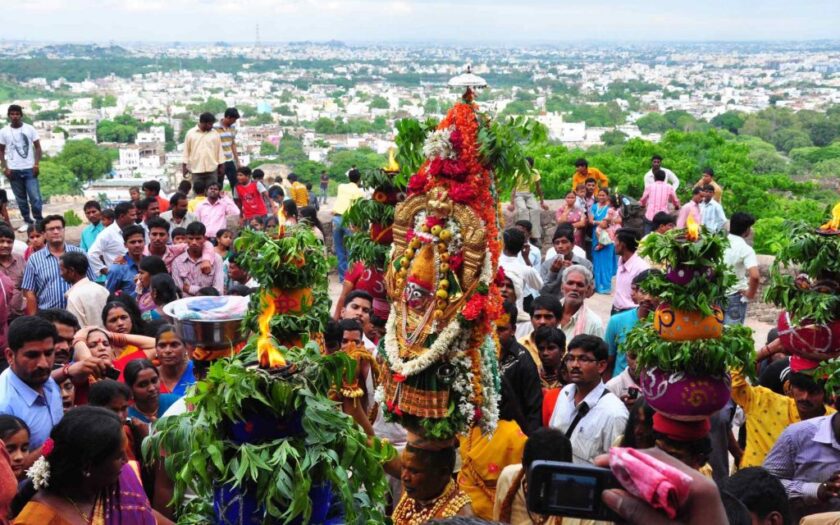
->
xmin=0 ymin=102 xmax=836 ymax=524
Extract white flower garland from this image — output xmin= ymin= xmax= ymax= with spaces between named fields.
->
xmin=26 ymin=456 xmax=50 ymax=490
xmin=383 ymin=252 xmax=496 ymax=377
xmin=478 ymin=334 xmax=500 ymax=435
xmin=422 ymin=127 xmax=456 ymax=160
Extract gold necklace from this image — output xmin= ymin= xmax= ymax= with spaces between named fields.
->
xmin=66 ymin=495 xmax=92 ymax=524
xmin=133 ymin=403 xmax=158 ymax=422
xmin=392 ymin=480 xmax=470 ymax=525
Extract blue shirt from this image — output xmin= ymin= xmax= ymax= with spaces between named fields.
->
xmin=105 ymin=253 xmax=139 ymax=298
xmin=128 ymin=393 xmax=180 ymax=424
xmin=80 ymin=222 xmax=104 ymax=252
xmin=168 ymin=360 xmax=196 ymax=397
xmin=21 ymin=244 xmax=94 ymax=310
xmin=605 ymin=307 xmax=640 ymax=376
xmin=0 ymin=368 xmax=63 ymax=448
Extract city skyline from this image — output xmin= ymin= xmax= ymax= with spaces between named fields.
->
xmin=3 ymin=0 xmax=839 ymax=43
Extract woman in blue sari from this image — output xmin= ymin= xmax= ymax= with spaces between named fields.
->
xmin=590 ymin=188 xmax=618 ymax=293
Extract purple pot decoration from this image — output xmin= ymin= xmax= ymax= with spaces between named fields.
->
xmin=665 ymin=265 xmax=713 ymax=286
xmin=640 ymin=367 xmax=731 ymax=421
xmin=228 ymin=411 xmax=304 ymax=445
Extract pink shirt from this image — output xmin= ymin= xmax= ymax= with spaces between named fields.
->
xmin=195 ymin=196 xmax=240 ymax=238
xmin=144 ymin=240 xmax=215 ymax=273
xmin=170 ymin=251 xmax=225 ymax=296
xmin=639 ymin=181 xmax=680 ymax=221
xmin=676 ymin=201 xmax=703 ymax=228
xmin=613 ymin=253 xmax=650 ymax=310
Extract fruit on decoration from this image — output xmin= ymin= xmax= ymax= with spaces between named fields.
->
xmin=653 ymin=304 xmax=724 ymax=341
xmin=640 ymin=367 xmax=731 ymax=422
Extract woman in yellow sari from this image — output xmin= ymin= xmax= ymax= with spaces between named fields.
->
xmin=458 ymin=377 xmax=528 ymax=520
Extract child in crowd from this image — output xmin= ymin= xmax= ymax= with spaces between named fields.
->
xmin=268 ymin=185 xmax=284 ymax=217
xmin=0 ymin=415 xmax=30 ymax=480
xmin=574 ymin=183 xmax=589 ymax=213
xmin=177 ymin=179 xmax=192 ymax=196
xmin=188 ymin=180 xmax=207 ymax=213
xmin=24 ymin=222 xmax=45 ymax=261
xmin=248 ymin=217 xmax=263 ymax=231
xmin=101 ymin=208 xmax=115 ymax=228
xmin=594 ymin=215 xmax=615 ymax=251
xmin=0 ymin=189 xmax=9 ymax=226
xmin=263 ymin=215 xmax=279 ymax=233
xmin=306 ymin=182 xmax=320 ymax=211
xmin=215 ymin=229 xmax=233 ymax=260
xmin=253 ymin=169 xmax=273 ymax=213
xmin=129 ymin=186 xmax=141 ymax=203
xmin=171 ymin=227 xmax=188 ymax=245
xmin=235 ymin=166 xmax=269 ymax=223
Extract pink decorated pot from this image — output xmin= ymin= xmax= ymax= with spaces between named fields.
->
xmin=665 ymin=265 xmax=713 ymax=286
xmin=653 ymin=304 xmax=724 ymax=341
xmin=640 ymin=367 xmax=731 ymax=421
xmin=777 ymin=311 xmax=840 ymax=362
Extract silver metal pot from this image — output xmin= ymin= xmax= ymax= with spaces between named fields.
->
xmin=171 ymin=317 xmax=250 ymax=350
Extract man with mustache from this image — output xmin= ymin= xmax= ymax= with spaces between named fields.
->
xmin=732 ymin=341 xmax=835 ymax=469
xmin=557 ymin=264 xmax=604 ymax=343
xmin=0 ymin=317 xmax=63 ymax=452
xmin=160 ymin=192 xmax=197 ymax=233
xmin=547 ymin=334 xmax=628 ymax=464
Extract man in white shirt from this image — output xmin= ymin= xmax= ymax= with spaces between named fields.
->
xmin=643 ymin=154 xmax=679 ymax=190
xmin=549 ymin=334 xmax=628 ymax=464
xmin=87 ymin=201 xmax=137 ymax=283
xmin=499 ymin=228 xmax=543 ymax=298
xmin=556 ymin=265 xmax=605 ymax=342
xmin=0 ymin=105 xmax=43 ymax=232
xmin=699 ymin=184 xmax=727 ymax=233
xmin=59 ymin=252 xmax=108 ymax=328
xmin=723 ymin=212 xmax=760 ymax=326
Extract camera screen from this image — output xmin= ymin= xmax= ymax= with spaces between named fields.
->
xmin=546 ymin=473 xmax=597 ymax=511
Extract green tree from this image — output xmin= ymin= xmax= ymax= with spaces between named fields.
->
xmin=601 ymin=129 xmax=628 ymax=146
xmin=248 ymin=113 xmax=274 ymax=126
xmin=500 ymin=99 xmax=535 ymax=116
xmin=188 ymin=97 xmax=227 ymax=116
xmin=38 ymin=161 xmax=82 ymax=198
xmin=292 ymin=160 xmax=328 ymax=185
xmin=771 ymin=128 xmax=813 ymax=153
xmin=369 ymin=95 xmax=389 ymax=110
xmin=274 ymin=105 xmax=295 ymax=117
xmin=96 ymin=120 xmax=137 ymax=143
xmin=34 ymin=109 xmax=69 ymax=121
xmin=326 ymin=147 xmax=385 ymax=179
xmin=237 ymin=104 xmax=258 ymax=117
xmin=259 ymin=141 xmax=278 ymax=156
xmin=276 ymin=135 xmax=307 ymax=166
xmin=54 ymin=139 xmax=112 ymax=181
xmin=92 ymin=94 xmax=117 ymax=108
xmin=635 ymin=113 xmax=671 ymax=134
xmin=423 ymin=98 xmax=441 ymax=115
xmin=710 ymin=111 xmax=746 ymax=134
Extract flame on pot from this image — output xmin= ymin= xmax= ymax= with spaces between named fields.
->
xmin=257 ymin=291 xmax=286 ymax=368
xmin=685 ymin=215 xmax=700 ymax=242
xmin=820 ymin=202 xmax=840 ymax=232
xmin=384 ymin=147 xmax=400 ymax=173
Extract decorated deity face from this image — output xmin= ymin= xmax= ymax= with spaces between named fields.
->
xmin=404 ymin=280 xmax=434 ymax=313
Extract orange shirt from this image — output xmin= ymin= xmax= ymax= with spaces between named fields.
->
xmin=572 ymin=167 xmax=609 ymax=190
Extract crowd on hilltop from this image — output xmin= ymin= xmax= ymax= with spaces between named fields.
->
xmin=0 ymin=101 xmax=837 ymax=525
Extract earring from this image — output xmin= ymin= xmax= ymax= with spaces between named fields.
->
xmin=83 ymin=471 xmax=90 ymax=478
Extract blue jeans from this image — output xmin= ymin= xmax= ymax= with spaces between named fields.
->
xmin=723 ymin=292 xmax=748 ymax=325
xmin=332 ymin=215 xmax=349 ymax=282
xmin=9 ymin=169 xmax=43 ymax=224
xmin=320 ymin=185 xmax=328 ymax=204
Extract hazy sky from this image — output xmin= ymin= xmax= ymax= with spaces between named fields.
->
xmin=4 ymin=0 xmax=839 ymax=43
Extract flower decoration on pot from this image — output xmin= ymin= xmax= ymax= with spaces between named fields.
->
xmin=623 ymin=215 xmax=755 ymax=438
xmin=145 ymin=227 xmax=394 ymax=524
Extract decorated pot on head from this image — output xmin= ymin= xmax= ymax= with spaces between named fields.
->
xmin=640 ymin=367 xmax=731 ymax=422
xmin=777 ymin=310 xmax=840 ymax=362
xmin=653 ymin=304 xmax=724 ymax=341
xmin=665 ymin=264 xmax=714 ymax=286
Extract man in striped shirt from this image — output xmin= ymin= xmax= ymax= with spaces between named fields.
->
xmin=214 ymin=107 xmax=240 ymax=192
xmin=639 ymin=169 xmax=680 ymax=234
xmin=22 ymin=215 xmax=94 ymax=314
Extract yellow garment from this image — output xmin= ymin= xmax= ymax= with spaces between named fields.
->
xmin=571 ymin=168 xmax=609 ymax=190
xmin=693 ymin=179 xmax=723 ymax=202
xmin=289 ymin=181 xmax=309 ymax=208
xmin=801 ymin=512 xmax=840 ymax=525
xmin=183 ymin=127 xmax=226 ymax=174
xmin=332 ymin=182 xmax=364 ymax=215
xmin=730 ymin=368 xmax=836 ymax=467
xmin=518 ymin=334 xmax=540 ymax=368
xmin=458 ymin=421 xmax=527 ymax=519
xmin=188 ymin=195 xmax=206 ymax=213
xmin=514 ymin=168 xmax=541 ymax=194
xmin=13 ymin=501 xmax=75 ymax=524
